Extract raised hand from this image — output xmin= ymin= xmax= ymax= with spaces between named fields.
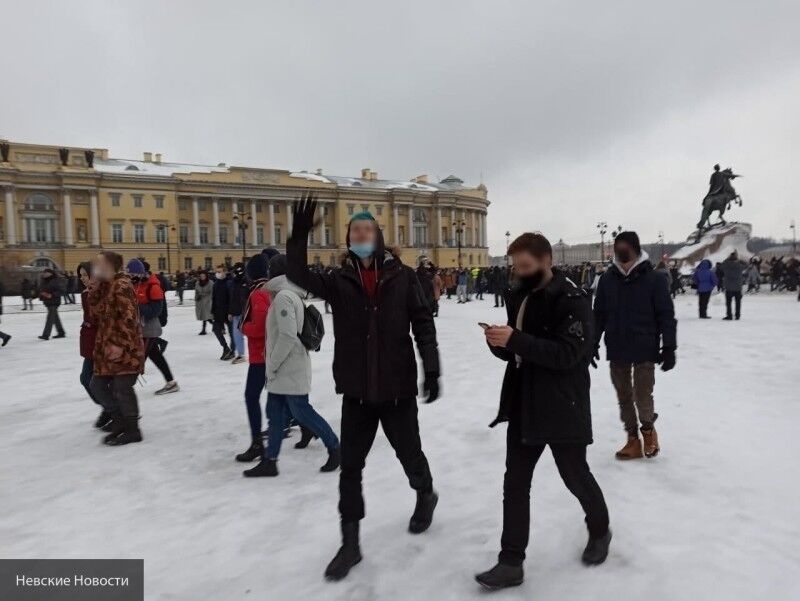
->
xmin=291 ymin=191 xmax=318 ymax=240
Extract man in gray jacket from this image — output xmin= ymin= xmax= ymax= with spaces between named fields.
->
xmin=244 ymin=255 xmax=340 ymax=477
xmin=720 ymin=251 xmax=747 ymax=320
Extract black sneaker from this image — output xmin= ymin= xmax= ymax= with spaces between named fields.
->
xmin=294 ymin=426 xmax=317 ymax=449
xmin=1 ymin=334 xmax=10 ymax=347
xmin=582 ymin=530 xmax=612 ymax=566
xmin=243 ymin=458 xmax=278 ymax=478
xmin=475 ymin=563 xmax=524 ymax=590
xmin=324 ymin=522 xmax=362 ymax=581
xmin=235 ymin=440 xmax=263 ymax=462
xmin=320 ymin=447 xmax=340 ymax=472
xmin=220 ymin=349 xmax=234 ymax=360
xmin=408 ymin=489 xmax=438 ymax=533
xmin=52 ymin=333 xmax=66 ymax=339
xmin=94 ymin=411 xmax=112 ymax=429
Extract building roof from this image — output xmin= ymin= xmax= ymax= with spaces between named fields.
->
xmin=93 ymin=158 xmax=229 ymax=177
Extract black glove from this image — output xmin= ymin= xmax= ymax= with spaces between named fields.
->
xmin=590 ymin=345 xmax=600 ymax=369
xmin=291 ymin=192 xmax=318 ymax=241
xmin=658 ymin=347 xmax=676 ymax=372
xmin=423 ymin=373 xmax=440 ymax=404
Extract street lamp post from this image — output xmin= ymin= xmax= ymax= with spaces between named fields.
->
xmin=596 ymin=222 xmax=607 ymax=261
xmin=791 ymin=220 xmax=797 ymax=255
xmin=453 ymin=220 xmax=466 ymax=269
xmin=658 ymin=230 xmax=665 ymax=259
xmin=233 ymin=211 xmax=252 ymax=262
xmin=505 ymin=230 xmax=511 ymax=267
xmin=158 ymin=223 xmax=176 ymax=274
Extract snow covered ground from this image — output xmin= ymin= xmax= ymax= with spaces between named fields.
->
xmin=1 ymin=291 xmax=798 ymax=601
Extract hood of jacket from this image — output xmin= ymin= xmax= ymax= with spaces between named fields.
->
xmin=266 ymin=274 xmax=308 ymax=299
xmin=697 ymin=259 xmax=712 ymax=271
xmin=612 ymin=249 xmax=651 ymax=277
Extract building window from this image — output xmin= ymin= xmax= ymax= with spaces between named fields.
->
xmin=347 ymin=204 xmax=354 ymax=215
xmin=155 ymin=225 xmax=166 ymax=244
xmin=255 ymin=203 xmax=262 ymax=213
xmin=184 ymin=257 xmax=193 ymax=270
xmin=275 ymin=226 xmax=282 ymax=245
xmin=110 ymin=193 xmax=121 ymax=207
xmin=179 ymin=199 xmax=187 ymax=211
xmin=218 ymin=200 xmax=226 ymax=212
xmin=133 ymin=224 xmax=145 ymax=243
xmin=25 ymin=193 xmax=55 ymax=211
xmin=179 ymin=225 xmax=189 ymax=244
xmin=257 ymin=226 xmax=264 ymax=245
xmin=361 ymin=204 xmax=369 ymax=213
xmin=376 ymin=205 xmax=383 ymax=216
xmin=329 ymin=255 xmax=337 ymax=266
xmin=111 ymin=224 xmax=123 ymax=243
xmin=414 ymin=225 xmax=428 ymax=247
xmin=219 ymin=226 xmax=228 ymax=244
xmin=133 ymin=194 xmax=143 ymax=208
xmin=157 ymin=257 xmax=167 ymax=271
xmin=325 ymin=227 xmax=332 ymax=246
xmin=323 ymin=206 xmax=329 ymax=216
xmin=204 ymin=256 xmax=213 ymax=269
xmin=198 ymin=200 xmax=207 ymax=211
xmin=155 ymin=195 xmax=164 ymax=209
xmin=398 ymin=225 xmax=405 ymax=246
xmin=274 ymin=204 xmax=280 ymax=213
xmin=199 ymin=226 xmax=209 ymax=244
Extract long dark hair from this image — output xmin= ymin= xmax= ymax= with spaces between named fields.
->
xmin=77 ymin=261 xmax=92 ymax=291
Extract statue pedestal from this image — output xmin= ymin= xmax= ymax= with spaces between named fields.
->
xmin=671 ymin=222 xmax=752 ymax=269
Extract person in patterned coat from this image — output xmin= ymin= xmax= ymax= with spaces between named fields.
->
xmin=87 ymin=251 xmax=145 ymax=446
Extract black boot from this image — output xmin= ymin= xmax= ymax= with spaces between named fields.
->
xmin=235 ymin=440 xmax=264 ymax=462
xmin=475 ymin=563 xmax=524 ymax=590
xmin=294 ymin=426 xmax=318 ymax=449
xmin=320 ymin=447 xmax=340 ymax=473
xmin=581 ymin=530 xmax=612 ymax=566
xmin=324 ymin=522 xmax=362 ymax=581
xmin=102 ymin=413 xmax=124 ymax=444
xmin=243 ymin=458 xmax=278 ymax=478
xmin=94 ymin=410 xmax=112 ymax=429
xmin=106 ymin=417 xmax=142 ymax=446
xmin=408 ymin=488 xmax=438 ymax=534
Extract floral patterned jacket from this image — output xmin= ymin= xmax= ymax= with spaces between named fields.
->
xmin=88 ymin=273 xmax=145 ymax=376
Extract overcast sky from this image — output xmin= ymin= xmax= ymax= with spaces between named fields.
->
xmin=2 ymin=0 xmax=799 ymax=254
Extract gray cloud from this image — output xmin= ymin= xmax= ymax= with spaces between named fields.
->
xmin=2 ymin=0 xmax=798 ymax=253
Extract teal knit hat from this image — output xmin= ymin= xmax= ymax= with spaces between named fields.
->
xmin=349 ymin=211 xmax=375 ymax=223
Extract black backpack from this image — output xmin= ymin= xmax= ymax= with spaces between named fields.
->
xmin=298 ymin=303 xmax=324 ymax=352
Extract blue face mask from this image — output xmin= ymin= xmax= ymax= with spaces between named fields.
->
xmin=349 ymin=242 xmax=375 ymax=259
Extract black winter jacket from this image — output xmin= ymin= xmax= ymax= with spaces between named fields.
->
xmin=228 ymin=277 xmax=249 ymax=317
xmin=211 ymin=276 xmax=231 ymax=321
xmin=287 ymin=236 xmax=439 ymax=404
xmin=39 ymin=276 xmax=63 ymax=307
xmin=489 ymin=270 xmax=595 ymax=445
xmin=593 ymin=257 xmax=677 ymax=363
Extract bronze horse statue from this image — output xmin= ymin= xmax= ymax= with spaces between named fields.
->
xmin=695 ymin=166 xmax=742 ymax=242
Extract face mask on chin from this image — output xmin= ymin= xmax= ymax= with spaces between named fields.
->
xmin=350 ymin=242 xmax=375 ymax=259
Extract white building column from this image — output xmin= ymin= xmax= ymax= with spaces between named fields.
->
xmin=450 ymin=207 xmax=456 ymax=246
xmin=268 ymin=201 xmax=275 ymax=245
xmin=393 ymin=204 xmax=399 ymax=245
xmin=62 ymin=189 xmax=73 ymax=246
xmin=482 ymin=211 xmax=487 ymax=247
xmin=4 ymin=187 xmax=16 ymax=245
xmin=286 ymin=201 xmax=293 ymax=236
xmin=89 ymin=189 xmax=100 ymax=246
xmin=408 ymin=206 xmax=414 ymax=247
xmin=212 ymin=198 xmax=220 ymax=246
xmin=437 ymin=207 xmax=443 ymax=246
xmin=192 ymin=197 xmax=200 ymax=246
xmin=318 ymin=202 xmax=325 ymax=246
xmin=231 ymin=199 xmax=239 ymax=246
xmin=250 ymin=200 xmax=258 ymax=246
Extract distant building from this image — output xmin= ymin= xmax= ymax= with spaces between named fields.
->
xmin=0 ymin=140 xmax=490 ymax=272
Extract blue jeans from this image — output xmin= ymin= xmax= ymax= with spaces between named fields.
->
xmin=244 ymin=364 xmax=267 ymax=441
xmin=231 ymin=315 xmax=245 ymax=357
xmin=265 ymin=393 xmax=339 ymax=460
xmin=80 ymin=358 xmax=101 ymax=406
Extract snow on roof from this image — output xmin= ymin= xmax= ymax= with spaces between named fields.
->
xmin=94 ymin=158 xmax=230 ymax=177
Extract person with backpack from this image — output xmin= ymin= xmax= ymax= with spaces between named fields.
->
xmin=287 ymin=196 xmax=440 ymax=582
xmin=127 ymin=259 xmax=179 ymax=396
xmin=243 ymin=254 xmax=340 ymax=477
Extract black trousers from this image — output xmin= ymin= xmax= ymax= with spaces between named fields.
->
xmin=339 ymin=396 xmax=433 ymax=523
xmin=725 ymin=290 xmax=742 ymax=318
xmin=90 ymin=374 xmax=139 ymax=418
xmin=698 ymin=291 xmax=711 ymax=317
xmin=42 ymin=306 xmax=65 ymax=338
xmin=494 ymin=293 xmax=505 ymax=307
xmin=145 ymin=339 xmax=174 ymax=382
xmin=212 ymin=319 xmax=234 ymax=352
xmin=499 ymin=421 xmax=609 ymax=567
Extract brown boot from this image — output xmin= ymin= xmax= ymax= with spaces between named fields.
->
xmin=641 ymin=427 xmax=659 ymax=458
xmin=615 ymin=436 xmax=643 ymax=460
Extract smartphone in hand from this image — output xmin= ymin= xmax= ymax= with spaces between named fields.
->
xmin=478 ymin=322 xmax=491 ymax=330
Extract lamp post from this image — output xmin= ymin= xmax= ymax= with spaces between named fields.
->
xmin=658 ymin=230 xmax=665 ymax=259
xmin=232 ymin=211 xmax=252 ymax=262
xmin=158 ymin=223 xmax=176 ymax=274
xmin=505 ymin=230 xmax=511 ymax=267
xmin=791 ymin=220 xmax=797 ymax=255
xmin=453 ymin=220 xmax=466 ymax=269
xmin=596 ymin=222 xmax=607 ymax=261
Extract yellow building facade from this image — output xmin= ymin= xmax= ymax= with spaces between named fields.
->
xmin=0 ymin=140 xmax=490 ymax=274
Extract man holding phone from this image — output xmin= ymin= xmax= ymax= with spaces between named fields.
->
xmin=476 ymin=232 xmax=610 ymax=590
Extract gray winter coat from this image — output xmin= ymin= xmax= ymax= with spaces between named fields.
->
xmin=720 ymin=258 xmax=747 ymax=292
xmin=194 ymin=280 xmax=213 ymax=321
xmin=265 ymin=275 xmax=312 ymax=395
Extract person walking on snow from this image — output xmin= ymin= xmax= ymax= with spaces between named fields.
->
xmin=194 ymin=271 xmax=213 ymax=335
xmin=243 ymin=254 xmax=340 ymax=477
xmin=211 ymin=265 xmax=235 ymax=360
xmin=720 ymin=251 xmax=746 ymax=320
xmin=287 ymin=196 xmax=441 ymax=582
xmin=38 ymin=268 xmax=66 ymax=340
xmin=692 ymin=259 xmax=717 ymax=319
xmin=593 ymin=231 xmax=677 ymax=460
xmin=0 ymin=278 xmax=11 ymax=347
xmin=77 ymin=262 xmax=104 ymax=425
xmin=228 ymin=262 xmax=249 ymax=364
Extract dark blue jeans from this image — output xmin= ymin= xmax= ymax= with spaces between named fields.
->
xmin=80 ymin=358 xmax=101 ymax=406
xmin=265 ymin=393 xmax=339 ymax=460
xmin=244 ymin=364 xmax=267 ymax=441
